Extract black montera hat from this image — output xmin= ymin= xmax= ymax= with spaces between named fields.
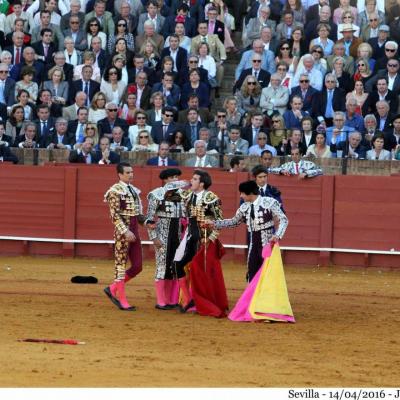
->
xmin=159 ymin=168 xmax=182 ymax=180
xmin=238 ymin=180 xmax=259 ymax=195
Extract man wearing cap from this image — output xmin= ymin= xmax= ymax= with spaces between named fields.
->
xmin=206 ymin=180 xmax=288 ymax=283
xmin=146 ymin=168 xmax=187 ymax=310
xmin=337 ymin=23 xmax=362 ymax=58
xmin=368 ymin=25 xmax=390 ymax=60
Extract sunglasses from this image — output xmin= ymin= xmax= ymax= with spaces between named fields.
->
xmin=247 ymin=82 xmax=256 ymax=85
xmin=281 ymin=47 xmax=290 ymax=50
xmin=300 ymin=79 xmax=309 ymax=83
xmin=118 ymin=23 xmax=127 ymax=27
xmin=252 ymin=60 xmax=261 ymax=63
xmin=326 ymin=80 xmax=335 ymax=83
xmin=109 ymin=71 xmax=117 ymax=75
xmin=369 ymin=18 xmax=378 ymax=21
xmin=388 ymin=64 xmax=398 ymax=67
xmin=258 ymin=137 xmax=267 ymax=140
xmin=86 ymin=127 xmax=95 ymax=130
xmin=313 ymin=50 xmax=323 ymax=54
xmin=136 ymin=116 xmax=146 ymax=119
xmin=164 ymin=114 xmax=174 ymax=117
xmin=90 ymin=23 xmax=99 ymax=26
xmin=217 ymin=115 xmax=226 ymax=118
xmin=358 ymin=63 xmax=365 ymax=67
xmin=386 ymin=48 xmax=396 ymax=52
xmin=139 ymin=135 xmax=149 ymax=138
xmin=189 ymin=60 xmax=198 ymax=63
xmin=107 ymin=109 xmax=118 ymax=112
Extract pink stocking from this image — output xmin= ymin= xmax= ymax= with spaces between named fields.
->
xmin=154 ymin=280 xmax=167 ymax=306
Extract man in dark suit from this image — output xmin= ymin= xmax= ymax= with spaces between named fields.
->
xmin=283 ymin=96 xmax=310 ymax=129
xmin=241 ymin=112 xmax=269 ymax=147
xmin=330 ymin=131 xmax=368 ymax=159
xmin=4 ymin=31 xmax=25 ymax=65
xmin=384 ymin=114 xmax=400 ymax=151
xmin=181 ymin=108 xmax=205 ymax=147
xmin=368 ymin=25 xmax=390 ymax=61
xmin=113 ymin=1 xmax=138 ymax=35
xmin=375 ymin=101 xmax=393 ymax=133
xmin=110 ymin=126 xmax=132 ymax=151
xmin=43 ymin=117 xmax=76 ymax=149
xmin=0 ymin=65 xmax=16 ymax=106
xmin=60 ymin=0 xmax=86 ymax=31
xmin=68 ymin=107 xmax=89 ymax=145
xmin=151 ymin=106 xmax=177 ymax=144
xmin=305 ymin=0 xmax=329 ymax=24
xmin=0 ymin=122 xmax=13 ymax=148
xmin=146 ymin=141 xmax=179 ymax=166
xmin=126 ymin=71 xmax=152 ymax=110
xmin=96 ymin=136 xmax=121 ymax=164
xmin=233 ymin=56 xmax=271 ymax=93
xmin=34 ymin=104 xmax=56 ymax=143
xmin=69 ymin=65 xmax=100 ymax=106
xmin=206 ymin=7 xmax=225 ymax=43
xmin=160 ymin=35 xmax=188 ymax=73
xmin=151 ymin=72 xmax=181 ymax=109
xmin=98 ymin=103 xmax=129 ymax=139
xmin=51 ymin=51 xmax=74 ymax=83
xmin=366 ymin=58 xmax=400 ymax=94
xmin=69 ymin=136 xmax=100 ymax=163
xmin=305 ymin=5 xmax=337 ymax=45
xmin=32 ymin=28 xmax=56 ymax=72
xmin=177 ymin=94 xmax=214 ymax=125
xmin=90 ymin=36 xmax=107 ymax=76
xmin=245 ymin=0 xmax=282 ymax=24
xmin=162 ymin=4 xmax=197 ymax=38
xmin=290 ymin=73 xmax=319 ymax=115
xmin=9 ymin=47 xmax=45 ymax=84
xmin=127 ymin=54 xmax=155 ymax=85
xmin=177 ymin=59 xmax=209 ymax=88
xmin=63 ymin=16 xmax=88 ymax=51
xmin=366 ymin=78 xmax=399 ymax=115
xmin=312 ymin=74 xmax=346 ymax=126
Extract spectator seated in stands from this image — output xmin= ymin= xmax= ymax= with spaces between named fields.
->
xmin=325 ymin=111 xmax=355 ymax=145
xmin=188 ymin=127 xmax=218 ymax=154
xmin=168 ymin=129 xmax=190 ymax=153
xmin=96 ymin=136 xmax=120 ymax=165
xmin=146 ymin=141 xmax=178 ymax=166
xmin=248 ymin=131 xmax=277 ymax=157
xmin=0 ymin=122 xmax=18 ymax=163
xmin=75 ymin=123 xmax=100 ymax=151
xmin=330 ymin=130 xmax=368 ymax=159
xmin=110 ymin=126 xmax=132 ymax=152
xmin=44 ymin=117 xmax=75 ymax=150
xmin=222 ymin=125 xmax=249 ymax=156
xmin=235 ymin=75 xmax=262 ymax=115
xmin=306 ymin=129 xmax=332 ymax=158
xmin=128 ymin=109 xmax=152 ymax=145
xmin=151 ymin=106 xmax=177 ymax=145
xmin=69 ymin=136 xmax=99 ymax=164
xmin=283 ymin=95 xmax=309 ymax=129
xmin=179 ymin=68 xmax=210 ymax=110
xmin=131 ymin=129 xmax=158 ymax=152
xmin=63 ymin=91 xmax=88 ymax=122
xmin=260 ymin=73 xmax=290 ymax=117
xmin=366 ymin=133 xmax=392 ymax=160
xmin=97 ymin=102 xmax=129 ymax=139
xmin=151 ymin=72 xmax=181 ymax=110
xmin=68 ymin=107 xmax=89 ymax=147
xmin=183 ymin=139 xmax=218 ymax=167
xmin=13 ymin=121 xmax=39 ymax=149
xmin=270 ymin=147 xmax=323 ymax=179
xmin=277 ymin=128 xmax=307 ymax=156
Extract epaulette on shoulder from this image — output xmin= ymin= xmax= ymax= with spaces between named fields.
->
xmin=179 ymin=189 xmax=192 ymax=200
xmin=104 ymin=183 xmax=127 ymax=199
xmin=148 ymin=187 xmax=165 ymax=201
xmin=203 ymin=191 xmax=219 ymax=204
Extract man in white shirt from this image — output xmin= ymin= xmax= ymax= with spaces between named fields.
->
xmin=292 ymin=54 xmax=323 ymax=90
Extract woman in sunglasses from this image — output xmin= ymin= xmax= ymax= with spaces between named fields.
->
xmin=74 ymin=123 xmax=100 ymax=150
xmin=131 ymin=129 xmax=158 ymax=152
xmin=100 ymin=66 xmax=127 ymax=105
xmin=107 ymin=18 xmax=135 ymax=55
xmin=235 ymin=75 xmax=262 ymax=114
xmin=128 ymin=109 xmax=152 ymax=145
xmin=352 ymin=56 xmax=373 ymax=87
xmin=275 ymin=42 xmax=298 ymax=76
xmin=86 ymin=17 xmax=107 ymax=50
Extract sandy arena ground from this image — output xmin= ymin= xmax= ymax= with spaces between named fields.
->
xmin=0 ymin=256 xmax=399 ymax=388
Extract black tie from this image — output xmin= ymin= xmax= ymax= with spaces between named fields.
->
xmin=250 ymin=96 xmax=254 ymax=105
xmin=191 ymin=193 xmax=197 ymax=206
xmin=259 ymin=187 xmax=265 ymax=196
xmin=250 ymin=203 xmax=255 ymax=219
xmin=127 ymin=185 xmax=136 ymax=198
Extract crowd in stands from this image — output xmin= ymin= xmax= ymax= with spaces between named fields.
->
xmin=0 ymin=0 xmax=399 ymax=166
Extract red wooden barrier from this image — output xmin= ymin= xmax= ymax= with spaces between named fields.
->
xmin=0 ymin=164 xmax=399 ymax=267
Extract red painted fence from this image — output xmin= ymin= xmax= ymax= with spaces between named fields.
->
xmin=0 ymin=164 xmax=399 ymax=268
